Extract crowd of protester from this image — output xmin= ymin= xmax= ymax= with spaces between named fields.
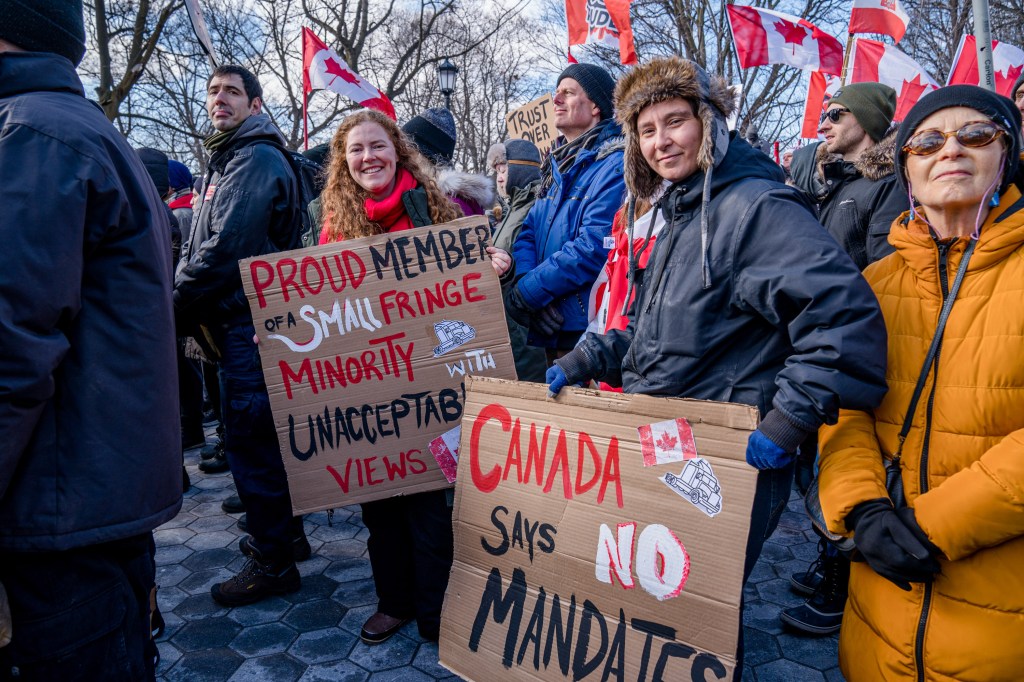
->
xmin=2 ymin=1 xmax=1024 ymax=680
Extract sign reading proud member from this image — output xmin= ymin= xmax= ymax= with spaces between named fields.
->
xmin=439 ymin=377 xmax=759 ymax=681
xmin=240 ymin=217 xmax=516 ymax=513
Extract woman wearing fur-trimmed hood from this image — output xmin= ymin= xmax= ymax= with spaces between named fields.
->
xmin=550 ymin=59 xmax=888 ymax=670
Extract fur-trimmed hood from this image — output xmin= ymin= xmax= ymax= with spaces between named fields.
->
xmin=614 ymin=56 xmax=736 ymax=201
xmin=438 ymin=169 xmax=495 ymax=209
xmin=815 ymin=126 xmax=899 ymax=182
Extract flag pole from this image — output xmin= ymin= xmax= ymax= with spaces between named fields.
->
xmin=840 ymin=37 xmax=855 ymax=86
xmin=971 ymin=0 xmax=995 ymax=91
xmin=303 ymin=91 xmax=309 ymax=151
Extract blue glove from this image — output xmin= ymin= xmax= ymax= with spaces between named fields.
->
xmin=745 ymin=429 xmax=795 ymax=470
xmin=546 ymin=364 xmax=569 ymax=398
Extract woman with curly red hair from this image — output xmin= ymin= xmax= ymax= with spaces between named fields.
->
xmin=320 ymin=109 xmax=508 ymax=644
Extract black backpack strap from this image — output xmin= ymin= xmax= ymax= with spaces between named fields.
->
xmin=893 ymin=238 xmax=977 ymax=459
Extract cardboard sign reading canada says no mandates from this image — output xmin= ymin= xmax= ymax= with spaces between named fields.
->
xmin=440 ymin=377 xmax=759 ymax=682
xmin=239 ymin=217 xmax=517 ymax=513
xmin=506 ymin=95 xmax=556 ymax=155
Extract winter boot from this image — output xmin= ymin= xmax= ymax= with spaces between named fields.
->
xmin=210 ymin=551 xmax=300 ymax=607
xmin=780 ymin=546 xmax=850 ymax=635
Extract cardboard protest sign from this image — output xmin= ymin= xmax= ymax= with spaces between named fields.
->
xmin=506 ymin=95 xmax=556 ymax=155
xmin=440 ymin=377 xmax=760 ymax=681
xmin=239 ymin=217 xmax=517 ymax=513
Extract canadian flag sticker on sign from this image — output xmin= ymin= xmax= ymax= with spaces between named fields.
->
xmin=637 ymin=418 xmax=698 ymax=466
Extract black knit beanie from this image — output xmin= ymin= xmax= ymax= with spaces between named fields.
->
xmin=558 ymin=63 xmax=616 ymax=120
xmin=828 ymin=82 xmax=896 ymax=142
xmin=894 ymin=84 xmax=1022 ymax=194
xmin=0 ymin=0 xmax=86 ymax=66
xmin=136 ymin=147 xmax=170 ymax=197
xmin=402 ymin=107 xmax=457 ymax=167
xmin=504 ymin=138 xmax=541 ymax=195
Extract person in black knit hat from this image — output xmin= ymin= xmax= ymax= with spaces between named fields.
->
xmin=505 ymin=62 xmax=626 ymax=359
xmin=0 ymin=1 xmax=180 ymax=677
xmin=0 ymin=0 xmax=87 ymax=65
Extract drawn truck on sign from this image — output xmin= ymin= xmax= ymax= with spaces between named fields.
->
xmin=432 ymin=319 xmax=477 ymax=357
xmin=663 ymin=459 xmax=722 ymax=515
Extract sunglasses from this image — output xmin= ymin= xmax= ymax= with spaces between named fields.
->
xmin=819 ymin=107 xmax=850 ymax=124
xmin=903 ymin=121 xmax=1007 ymax=156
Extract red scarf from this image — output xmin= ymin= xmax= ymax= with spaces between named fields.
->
xmin=364 ymin=167 xmax=419 ymax=233
xmin=168 ymin=194 xmax=192 ymax=210
xmin=319 ymin=168 xmax=420 ymax=245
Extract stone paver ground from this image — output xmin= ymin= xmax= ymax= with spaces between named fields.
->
xmin=157 ymin=437 xmax=842 ymax=681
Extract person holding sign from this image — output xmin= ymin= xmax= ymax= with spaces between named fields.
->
xmin=546 ymin=56 xmax=888 ymax=671
xmin=817 ymin=86 xmax=1024 ymax=681
xmin=318 ymin=109 xmax=509 ymax=644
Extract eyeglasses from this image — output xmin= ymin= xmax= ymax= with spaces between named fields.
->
xmin=819 ymin=107 xmax=850 ymax=124
xmin=902 ymin=121 xmax=1007 ymax=156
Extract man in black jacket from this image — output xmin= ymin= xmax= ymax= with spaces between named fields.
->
xmin=806 ymin=83 xmax=906 ymax=269
xmin=175 ymin=65 xmax=309 ymax=606
xmin=547 ymin=58 xmax=888 ymax=671
xmin=0 ymin=2 xmax=180 ymax=677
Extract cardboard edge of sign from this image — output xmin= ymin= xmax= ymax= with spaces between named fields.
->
xmin=464 ymin=376 xmax=761 ymax=434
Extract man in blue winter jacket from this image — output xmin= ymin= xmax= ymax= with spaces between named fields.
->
xmin=0 ymin=2 xmax=181 ymax=677
xmin=505 ymin=63 xmax=626 ymax=364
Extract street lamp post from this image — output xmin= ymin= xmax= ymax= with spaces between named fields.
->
xmin=437 ymin=58 xmax=459 ymax=110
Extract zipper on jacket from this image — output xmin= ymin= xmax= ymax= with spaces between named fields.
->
xmin=914 ymin=237 xmax=953 ymax=682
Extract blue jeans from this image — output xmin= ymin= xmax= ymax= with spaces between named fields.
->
xmin=214 ymin=322 xmax=298 ymax=564
xmin=0 ymin=534 xmax=156 ymax=681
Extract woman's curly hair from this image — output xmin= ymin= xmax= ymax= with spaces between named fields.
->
xmin=320 ymin=109 xmax=462 ymax=242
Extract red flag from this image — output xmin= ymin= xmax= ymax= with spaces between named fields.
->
xmin=848 ymin=39 xmax=939 ymax=121
xmin=302 ymin=27 xmax=395 ymax=120
xmin=802 ymin=71 xmax=840 ymax=138
xmin=566 ymin=0 xmax=637 ymax=66
xmin=849 ymin=0 xmax=910 ymax=43
xmin=726 ymin=5 xmax=843 ymax=76
xmin=947 ymin=34 xmax=1024 ymax=97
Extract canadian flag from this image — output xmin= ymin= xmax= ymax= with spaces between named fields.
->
xmin=302 ymin=27 xmax=395 ymax=120
xmin=637 ymin=418 xmax=697 ymax=467
xmin=848 ymin=38 xmax=939 ymax=121
xmin=726 ymin=5 xmax=844 ymax=76
xmin=802 ymin=71 xmax=841 ymax=138
xmin=849 ymin=0 xmax=910 ymax=43
xmin=566 ymin=0 xmax=637 ymax=66
xmin=947 ymin=34 xmax=1024 ymax=98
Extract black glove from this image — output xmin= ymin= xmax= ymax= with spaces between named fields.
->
xmin=504 ymin=285 xmax=534 ymax=329
xmin=535 ymin=304 xmax=564 ymax=337
xmin=847 ymin=499 xmax=941 ymax=591
xmin=895 ymin=507 xmax=942 ymax=557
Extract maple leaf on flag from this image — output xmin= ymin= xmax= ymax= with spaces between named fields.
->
xmin=996 ymin=64 xmax=1024 ymax=97
xmin=774 ymin=18 xmax=807 ymax=53
xmin=896 ymin=74 xmax=930 ymax=120
xmin=323 ymin=57 xmax=361 ymax=87
xmin=656 ymin=431 xmax=678 ymax=452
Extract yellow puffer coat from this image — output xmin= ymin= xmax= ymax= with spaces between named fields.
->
xmin=818 ymin=185 xmax=1024 ymax=682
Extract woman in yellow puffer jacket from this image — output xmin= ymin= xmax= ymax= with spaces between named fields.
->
xmin=818 ymin=86 xmax=1024 ymax=681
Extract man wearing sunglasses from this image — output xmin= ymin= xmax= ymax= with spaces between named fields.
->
xmin=782 ymin=82 xmax=908 ymax=638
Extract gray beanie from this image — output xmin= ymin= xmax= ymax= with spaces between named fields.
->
xmin=0 ymin=0 xmax=86 ymax=66
xmin=828 ymin=83 xmax=897 ymax=142
xmin=557 ymin=63 xmax=616 ymax=120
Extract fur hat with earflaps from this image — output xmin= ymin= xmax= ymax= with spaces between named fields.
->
xmin=614 ymin=56 xmax=736 ymax=201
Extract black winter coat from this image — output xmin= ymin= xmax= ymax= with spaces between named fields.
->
xmin=175 ymin=115 xmax=300 ymax=327
xmin=559 ymin=137 xmax=888 ymax=452
xmin=0 ymin=52 xmax=181 ymax=550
